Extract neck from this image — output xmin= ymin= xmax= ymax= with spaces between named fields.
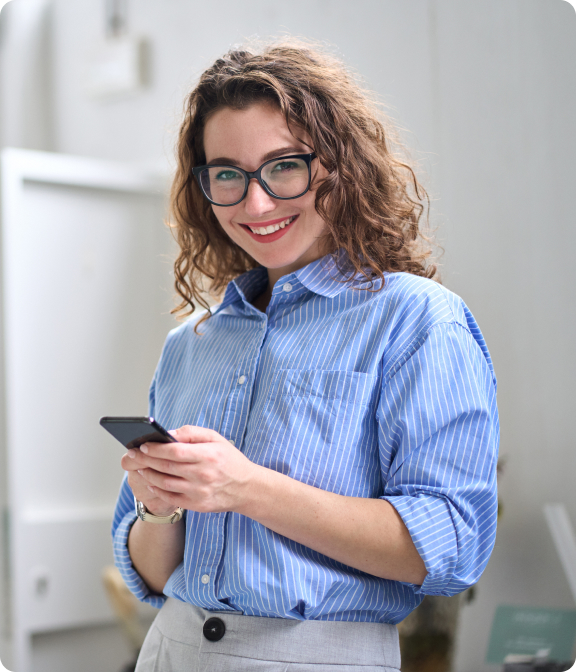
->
xmin=252 ymin=280 xmax=272 ymax=313
xmin=267 ymin=267 xmax=284 ymax=289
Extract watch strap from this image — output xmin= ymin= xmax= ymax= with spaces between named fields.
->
xmin=136 ymin=500 xmax=183 ymax=524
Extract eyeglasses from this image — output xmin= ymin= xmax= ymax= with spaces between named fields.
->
xmin=192 ymin=153 xmax=317 ymax=207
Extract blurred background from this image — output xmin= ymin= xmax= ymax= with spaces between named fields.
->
xmin=0 ymin=1 xmax=575 ymax=671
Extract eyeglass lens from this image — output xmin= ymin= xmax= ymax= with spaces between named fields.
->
xmin=199 ymin=157 xmax=310 ymax=206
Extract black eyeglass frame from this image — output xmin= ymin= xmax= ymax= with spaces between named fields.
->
xmin=192 ymin=152 xmax=317 ymax=207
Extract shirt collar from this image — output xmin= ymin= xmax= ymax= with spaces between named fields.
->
xmin=215 ymin=250 xmax=378 ymax=313
xmin=294 ymin=251 xmax=352 ymax=298
xmin=295 ymin=250 xmax=382 ymax=297
xmin=216 ymin=265 xmax=268 ymax=313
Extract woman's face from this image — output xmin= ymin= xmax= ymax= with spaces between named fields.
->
xmin=203 ymin=103 xmax=329 ymax=285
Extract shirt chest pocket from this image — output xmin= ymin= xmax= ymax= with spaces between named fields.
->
xmin=244 ymin=369 xmax=379 ymax=495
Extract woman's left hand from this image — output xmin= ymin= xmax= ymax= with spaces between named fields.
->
xmin=127 ymin=424 xmax=427 ymax=584
xmin=126 ymin=425 xmax=258 ymax=514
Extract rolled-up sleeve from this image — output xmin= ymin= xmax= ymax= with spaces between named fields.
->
xmin=378 ymin=320 xmax=499 ymax=596
xmin=111 ymin=476 xmax=167 ymax=608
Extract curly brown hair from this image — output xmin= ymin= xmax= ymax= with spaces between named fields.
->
xmin=170 ymin=39 xmax=437 ymax=323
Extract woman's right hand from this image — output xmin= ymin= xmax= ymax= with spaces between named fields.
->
xmin=121 ymin=447 xmax=179 ymax=516
xmin=121 ymin=444 xmax=186 ymax=595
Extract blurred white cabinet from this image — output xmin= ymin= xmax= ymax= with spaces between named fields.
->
xmin=0 ymin=148 xmax=177 ymax=671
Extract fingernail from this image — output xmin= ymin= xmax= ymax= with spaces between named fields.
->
xmin=127 ymin=450 xmax=136 ymax=459
xmin=140 ymin=444 xmax=149 ymax=454
xmin=147 ymin=486 xmax=154 ymax=493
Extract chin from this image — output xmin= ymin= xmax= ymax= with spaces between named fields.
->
xmin=256 ymin=249 xmax=309 ymax=270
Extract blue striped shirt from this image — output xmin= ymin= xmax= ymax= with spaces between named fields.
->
xmin=112 ymin=253 xmax=499 ymax=623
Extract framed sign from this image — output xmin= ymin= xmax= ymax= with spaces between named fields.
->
xmin=486 ymin=605 xmax=576 ymax=665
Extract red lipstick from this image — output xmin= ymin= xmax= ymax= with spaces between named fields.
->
xmin=238 ymin=215 xmax=298 ymax=243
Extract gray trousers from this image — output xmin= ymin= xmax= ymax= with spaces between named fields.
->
xmin=135 ymin=597 xmax=401 ymax=672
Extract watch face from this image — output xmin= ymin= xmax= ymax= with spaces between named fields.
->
xmin=136 ymin=500 xmax=147 ymax=519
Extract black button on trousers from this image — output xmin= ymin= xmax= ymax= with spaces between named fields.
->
xmin=203 ymin=617 xmax=226 ymax=642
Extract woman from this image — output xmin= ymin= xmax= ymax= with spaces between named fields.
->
xmin=112 ymin=41 xmax=499 ymax=671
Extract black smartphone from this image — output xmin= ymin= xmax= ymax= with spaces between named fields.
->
xmin=99 ymin=416 xmax=177 ymax=449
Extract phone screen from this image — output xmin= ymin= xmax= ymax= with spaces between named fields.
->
xmin=100 ymin=416 xmax=177 ymax=449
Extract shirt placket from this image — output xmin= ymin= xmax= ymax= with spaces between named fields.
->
xmin=218 ymin=316 xmax=267 ymax=447
xmin=198 ymin=311 xmax=267 ymax=605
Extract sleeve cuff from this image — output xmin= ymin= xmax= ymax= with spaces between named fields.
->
xmin=112 ymin=508 xmax=167 ymax=609
xmin=382 ymin=494 xmax=462 ymax=596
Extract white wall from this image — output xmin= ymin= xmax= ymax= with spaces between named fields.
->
xmin=428 ymin=2 xmax=576 ymax=668
xmin=1 ymin=1 xmax=575 ymax=671
xmin=48 ymin=0 xmax=436 ymax=165
xmin=0 ymin=3 xmax=55 ymax=664
xmin=0 ymin=0 xmax=53 ymax=151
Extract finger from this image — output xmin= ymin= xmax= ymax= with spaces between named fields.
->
xmin=128 ymin=469 xmax=172 ymax=504
xmin=121 ymin=450 xmax=139 ymax=470
xmin=171 ymin=425 xmax=221 ymax=444
xmin=145 ymin=486 xmax=181 ymax=508
xmin=126 ymin=469 xmax=155 ymax=498
xmin=139 ymin=440 xmax=215 ymax=462
xmin=127 ymin=472 xmax=181 ymax=510
xmin=132 ymin=454 xmax=184 ymax=476
xmin=138 ymin=467 xmax=188 ymax=494
xmin=120 ymin=449 xmax=149 ymax=471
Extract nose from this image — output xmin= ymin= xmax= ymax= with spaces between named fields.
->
xmin=243 ymin=179 xmax=276 ymax=218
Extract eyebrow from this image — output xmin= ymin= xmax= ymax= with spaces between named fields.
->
xmin=206 ymin=146 xmax=308 ymax=167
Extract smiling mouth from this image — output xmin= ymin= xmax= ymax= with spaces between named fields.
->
xmin=240 ymin=215 xmax=298 ymax=236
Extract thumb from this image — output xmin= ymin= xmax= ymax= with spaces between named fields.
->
xmin=170 ymin=425 xmax=221 ymax=444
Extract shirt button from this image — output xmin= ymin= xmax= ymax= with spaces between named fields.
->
xmin=201 ymin=574 xmax=210 ymax=584
xmin=283 ymin=282 xmax=293 ymax=292
xmin=237 ymin=375 xmax=246 ymax=385
xmin=229 ymin=439 xmax=235 ymax=446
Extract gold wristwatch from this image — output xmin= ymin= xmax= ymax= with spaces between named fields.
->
xmin=136 ymin=500 xmax=183 ymax=524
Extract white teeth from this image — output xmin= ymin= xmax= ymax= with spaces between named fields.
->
xmin=249 ymin=216 xmax=295 ymax=236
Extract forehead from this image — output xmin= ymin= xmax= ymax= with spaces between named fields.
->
xmin=203 ymin=103 xmax=310 ymax=166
